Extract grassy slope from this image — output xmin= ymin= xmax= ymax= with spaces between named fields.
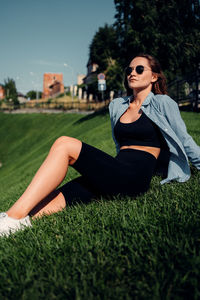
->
xmin=0 ymin=110 xmax=113 ymax=208
xmin=0 ymin=110 xmax=200 ymax=299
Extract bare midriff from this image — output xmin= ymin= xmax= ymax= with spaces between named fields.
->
xmin=120 ymin=145 xmax=161 ymax=159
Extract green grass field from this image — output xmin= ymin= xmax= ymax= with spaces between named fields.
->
xmin=0 ymin=110 xmax=200 ymax=300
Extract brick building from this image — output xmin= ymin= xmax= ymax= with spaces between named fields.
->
xmin=0 ymin=84 xmax=5 ymax=99
xmin=43 ymin=73 xmax=64 ymax=99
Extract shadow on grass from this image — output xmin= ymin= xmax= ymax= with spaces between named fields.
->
xmin=74 ymin=106 xmax=109 ymax=125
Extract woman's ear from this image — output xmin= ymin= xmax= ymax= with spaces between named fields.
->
xmin=151 ymin=73 xmax=158 ymax=83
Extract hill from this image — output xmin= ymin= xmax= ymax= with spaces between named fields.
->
xmin=0 ymin=110 xmax=200 ymax=299
xmin=0 ymin=110 xmax=113 ymax=199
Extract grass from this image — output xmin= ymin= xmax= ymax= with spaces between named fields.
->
xmin=0 ymin=110 xmax=200 ymax=299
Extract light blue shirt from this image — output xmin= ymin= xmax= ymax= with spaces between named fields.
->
xmin=109 ymin=91 xmax=200 ymax=184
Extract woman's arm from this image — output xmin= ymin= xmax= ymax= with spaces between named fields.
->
xmin=109 ymin=101 xmax=120 ymax=154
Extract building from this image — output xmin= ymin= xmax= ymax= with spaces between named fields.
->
xmin=77 ymin=74 xmax=86 ymax=85
xmin=43 ymin=73 xmax=64 ymax=99
xmin=83 ymin=59 xmax=98 ymax=85
xmin=18 ymin=92 xmax=27 ymax=103
xmin=0 ymin=84 xmax=5 ymax=99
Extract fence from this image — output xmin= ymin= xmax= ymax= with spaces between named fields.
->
xmin=168 ymin=69 xmax=200 ymax=112
xmin=0 ymin=99 xmax=111 ymax=112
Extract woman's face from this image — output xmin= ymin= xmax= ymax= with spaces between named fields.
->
xmin=127 ymin=57 xmax=157 ymax=93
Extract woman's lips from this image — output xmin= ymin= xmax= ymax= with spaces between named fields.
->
xmin=129 ymin=78 xmax=138 ymax=82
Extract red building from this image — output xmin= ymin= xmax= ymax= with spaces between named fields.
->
xmin=43 ymin=73 xmax=64 ymax=99
xmin=0 ymin=84 xmax=5 ymax=99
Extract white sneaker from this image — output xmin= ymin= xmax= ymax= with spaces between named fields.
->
xmin=0 ymin=212 xmax=32 ymax=237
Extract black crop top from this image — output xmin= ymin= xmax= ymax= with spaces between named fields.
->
xmin=114 ymin=112 xmax=168 ymax=148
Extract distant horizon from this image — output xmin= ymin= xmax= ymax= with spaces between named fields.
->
xmin=1 ymin=71 xmax=87 ymax=97
xmin=0 ymin=0 xmax=115 ymax=94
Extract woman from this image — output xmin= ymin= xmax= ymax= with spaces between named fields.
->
xmin=1 ymin=53 xmax=200 ymax=236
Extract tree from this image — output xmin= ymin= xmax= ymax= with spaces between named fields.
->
xmin=89 ymin=24 xmax=119 ymax=71
xmin=26 ymin=90 xmax=42 ymax=100
xmin=4 ymin=78 xmax=19 ymax=105
xmin=87 ymin=0 xmax=200 ymax=96
xmin=89 ymin=24 xmax=124 ymax=95
xmin=105 ymin=59 xmax=125 ymax=93
xmin=114 ymin=0 xmax=200 ymax=81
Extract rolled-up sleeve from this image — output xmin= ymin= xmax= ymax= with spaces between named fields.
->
xmin=162 ymin=96 xmax=200 ymax=169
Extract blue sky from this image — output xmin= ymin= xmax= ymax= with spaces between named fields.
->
xmin=0 ymin=0 xmax=116 ymax=94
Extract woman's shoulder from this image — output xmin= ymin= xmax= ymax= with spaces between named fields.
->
xmin=110 ymin=95 xmax=129 ymax=104
xmin=153 ymin=93 xmax=175 ymax=103
xmin=153 ymin=94 xmax=178 ymax=111
xmin=109 ymin=96 xmax=129 ymax=110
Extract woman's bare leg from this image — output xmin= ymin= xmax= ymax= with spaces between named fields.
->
xmin=6 ymin=136 xmax=82 ymax=219
xmin=29 ymin=190 xmax=66 ymax=219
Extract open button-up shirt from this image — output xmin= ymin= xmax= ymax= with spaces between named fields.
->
xmin=109 ymin=91 xmax=200 ymax=184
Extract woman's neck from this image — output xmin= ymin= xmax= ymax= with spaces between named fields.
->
xmin=132 ymin=88 xmax=152 ymax=106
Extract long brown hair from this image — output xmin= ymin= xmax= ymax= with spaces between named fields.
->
xmin=124 ymin=53 xmax=168 ymax=96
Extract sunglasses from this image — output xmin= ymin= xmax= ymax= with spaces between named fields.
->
xmin=125 ymin=65 xmax=151 ymax=76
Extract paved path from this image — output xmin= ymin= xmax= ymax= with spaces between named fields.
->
xmin=2 ymin=108 xmax=94 ymax=115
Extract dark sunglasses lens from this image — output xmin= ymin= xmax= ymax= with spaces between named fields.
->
xmin=125 ymin=67 xmax=133 ymax=76
xmin=136 ymin=65 xmax=144 ymax=74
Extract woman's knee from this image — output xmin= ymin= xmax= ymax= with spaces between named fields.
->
xmin=54 ymin=136 xmax=74 ymax=148
xmin=52 ymin=136 xmax=82 ymax=160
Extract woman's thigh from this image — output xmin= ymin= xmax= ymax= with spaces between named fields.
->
xmin=71 ymin=143 xmax=156 ymax=196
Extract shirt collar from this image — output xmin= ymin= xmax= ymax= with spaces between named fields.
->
xmin=141 ymin=91 xmax=154 ymax=106
xmin=123 ymin=91 xmax=154 ymax=106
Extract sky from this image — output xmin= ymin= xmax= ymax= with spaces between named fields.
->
xmin=0 ymin=0 xmax=116 ymax=94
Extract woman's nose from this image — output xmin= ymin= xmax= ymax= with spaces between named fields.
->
xmin=130 ymin=67 xmax=136 ymax=75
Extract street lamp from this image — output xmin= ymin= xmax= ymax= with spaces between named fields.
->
xmin=30 ymin=72 xmax=40 ymax=100
xmin=15 ymin=75 xmax=25 ymax=97
xmin=63 ymin=63 xmax=75 ymax=102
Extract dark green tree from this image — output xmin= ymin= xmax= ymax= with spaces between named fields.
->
xmin=89 ymin=24 xmax=124 ymax=95
xmin=105 ymin=59 xmax=125 ymax=93
xmin=26 ymin=90 xmax=42 ymax=100
xmin=4 ymin=78 xmax=19 ymax=105
xmin=114 ymin=0 xmax=200 ymax=80
xmin=89 ymin=24 xmax=119 ymax=71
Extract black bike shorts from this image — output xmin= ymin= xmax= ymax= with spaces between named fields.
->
xmin=58 ymin=142 xmax=156 ymax=205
